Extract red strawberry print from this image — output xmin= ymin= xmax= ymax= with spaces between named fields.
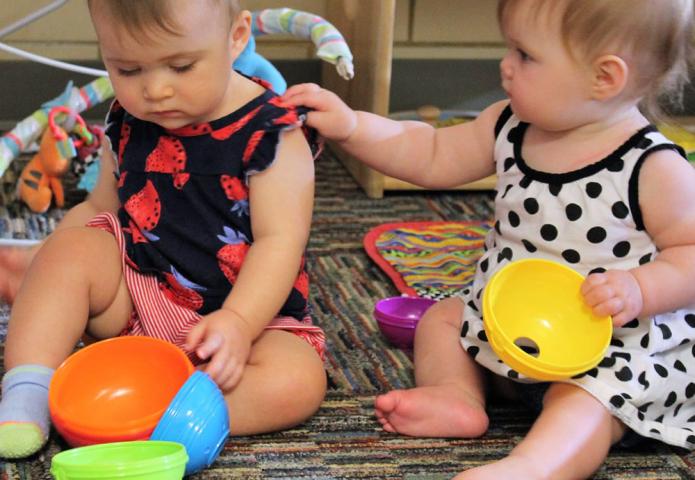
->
xmin=146 ymin=136 xmax=189 ymax=189
xmin=118 ymin=123 xmax=131 ymax=166
xmin=211 ymin=105 xmax=263 ymax=141
xmin=168 ymin=123 xmax=213 ymax=136
xmin=126 ymin=219 xmax=148 ymax=244
xmin=268 ymin=96 xmax=290 ymax=109
xmin=272 ymin=111 xmax=300 ymax=127
xmin=160 ymin=271 xmax=204 ymax=311
xmin=293 ymin=270 xmax=309 ymax=299
xmin=220 ymin=175 xmax=247 ymax=201
xmin=124 ymin=179 xmax=161 ymax=235
xmin=253 ymin=76 xmax=274 ymax=91
xmin=216 ymin=226 xmax=250 ymax=284
xmin=242 ymin=130 xmax=265 ymax=164
xmin=117 ymin=171 xmax=127 ymax=188
xmin=173 ymin=172 xmax=190 ymax=189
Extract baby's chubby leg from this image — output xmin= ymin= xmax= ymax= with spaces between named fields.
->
xmin=0 ymin=227 xmax=132 ymax=458
xmin=218 ymin=329 xmax=326 ymax=435
xmin=0 ymin=245 xmax=35 ymax=304
xmin=375 ymin=297 xmax=489 ymax=438
xmin=455 ymin=383 xmax=625 ymax=480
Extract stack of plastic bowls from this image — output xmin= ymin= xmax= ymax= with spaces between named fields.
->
xmin=50 ymin=441 xmax=188 ymax=480
xmin=48 ymin=336 xmax=231 ymax=475
xmin=151 ymin=371 xmax=230 ymax=476
xmin=373 ymin=296 xmax=437 ymax=348
xmin=48 ymin=336 xmax=195 ymax=446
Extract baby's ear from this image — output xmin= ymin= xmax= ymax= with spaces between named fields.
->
xmin=229 ymin=10 xmax=252 ymax=57
xmin=591 ymin=54 xmax=629 ymax=101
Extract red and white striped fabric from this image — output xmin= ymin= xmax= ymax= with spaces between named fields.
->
xmin=87 ymin=212 xmax=326 ymax=363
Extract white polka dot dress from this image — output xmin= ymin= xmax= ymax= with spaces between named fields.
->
xmin=459 ymin=106 xmax=695 ymax=449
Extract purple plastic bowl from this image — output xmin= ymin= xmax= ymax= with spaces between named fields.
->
xmin=374 ymin=297 xmax=437 ymax=348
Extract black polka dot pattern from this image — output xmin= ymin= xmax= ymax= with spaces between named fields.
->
xmin=459 ymin=113 xmax=695 ymax=449
xmin=587 ymin=227 xmax=607 ymax=243
xmin=586 ymin=182 xmax=602 ymax=198
xmin=524 ymin=198 xmax=539 ymax=214
xmin=612 ymin=201 xmax=629 ymax=219
xmin=540 ymin=224 xmax=558 ymax=241
xmin=566 ymin=204 xmax=583 ymax=221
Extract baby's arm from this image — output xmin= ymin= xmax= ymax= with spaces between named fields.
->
xmin=283 ymin=84 xmax=504 ymax=188
xmin=0 ymin=143 xmax=119 ymax=303
xmin=186 ymin=128 xmax=314 ymax=390
xmin=582 ymin=149 xmax=695 ymax=325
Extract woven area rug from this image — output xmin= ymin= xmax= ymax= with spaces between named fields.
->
xmin=1 ymin=149 xmax=694 ymax=479
xmin=363 ymin=221 xmax=491 ymax=299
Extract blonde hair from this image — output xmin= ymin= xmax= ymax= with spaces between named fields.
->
xmin=498 ymin=0 xmax=695 ymax=120
xmin=87 ymin=0 xmax=241 ymax=39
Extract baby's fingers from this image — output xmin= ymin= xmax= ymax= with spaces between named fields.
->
xmin=205 ymin=346 xmax=240 ymax=390
xmin=580 ymin=272 xmax=607 ymax=294
xmin=184 ymin=322 xmax=207 ymax=353
xmin=283 ymin=82 xmax=321 ymax=99
xmin=582 ymin=283 xmax=616 ymax=310
xmin=195 ymin=332 xmax=224 ymax=362
xmin=611 ymin=310 xmax=635 ymax=328
xmin=591 ymin=296 xmax=623 ymax=318
xmin=216 ymin=360 xmax=243 ymax=392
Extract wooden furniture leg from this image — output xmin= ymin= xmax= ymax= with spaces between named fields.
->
xmin=322 ymin=0 xmax=395 ymax=198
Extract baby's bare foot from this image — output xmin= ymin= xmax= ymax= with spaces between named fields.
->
xmin=374 ymin=384 xmax=488 ymax=438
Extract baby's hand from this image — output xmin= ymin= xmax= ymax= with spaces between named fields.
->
xmin=0 ymin=246 xmax=35 ymax=304
xmin=185 ymin=309 xmax=253 ymax=391
xmin=282 ymin=83 xmax=357 ymax=142
xmin=581 ymin=270 xmax=643 ymax=327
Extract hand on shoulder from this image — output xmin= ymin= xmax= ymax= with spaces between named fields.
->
xmin=282 ymin=83 xmax=357 ymax=142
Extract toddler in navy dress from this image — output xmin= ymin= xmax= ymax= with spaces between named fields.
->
xmin=0 ymin=0 xmax=326 ymax=459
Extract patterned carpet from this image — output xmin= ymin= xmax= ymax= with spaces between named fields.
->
xmin=1 ymin=149 xmax=694 ymax=479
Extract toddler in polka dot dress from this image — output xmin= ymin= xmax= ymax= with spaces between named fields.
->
xmin=283 ymin=0 xmax=695 ymax=478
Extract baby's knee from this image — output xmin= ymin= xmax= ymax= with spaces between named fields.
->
xmin=418 ymin=296 xmax=464 ymax=330
xmin=284 ymin=352 xmax=327 ymax=409
xmin=262 ymin=333 xmax=325 ymax=396
xmin=40 ymin=227 xmax=114 ymax=260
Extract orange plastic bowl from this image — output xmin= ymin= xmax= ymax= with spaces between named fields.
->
xmin=49 ymin=336 xmax=194 ymax=446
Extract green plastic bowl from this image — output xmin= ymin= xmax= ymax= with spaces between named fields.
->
xmin=50 ymin=441 xmax=188 ymax=480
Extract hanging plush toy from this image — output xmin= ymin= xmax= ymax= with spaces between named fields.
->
xmin=2 ymin=8 xmax=354 ymax=202
xmin=17 ymin=106 xmax=100 ymax=213
xmin=234 ymin=8 xmax=354 ymax=93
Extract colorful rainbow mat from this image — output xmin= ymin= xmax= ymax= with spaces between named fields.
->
xmin=364 ymin=221 xmax=492 ymax=299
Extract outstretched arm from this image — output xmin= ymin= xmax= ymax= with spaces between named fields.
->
xmin=283 ymin=83 xmax=504 ymax=188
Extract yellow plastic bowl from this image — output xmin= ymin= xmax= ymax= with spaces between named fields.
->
xmin=482 ymin=259 xmax=612 ymax=381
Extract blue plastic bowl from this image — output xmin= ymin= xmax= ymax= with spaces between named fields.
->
xmin=150 ymin=371 xmax=230 ymax=475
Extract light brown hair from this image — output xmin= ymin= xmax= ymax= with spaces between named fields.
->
xmin=87 ymin=0 xmax=241 ymax=40
xmin=498 ymin=0 xmax=695 ymax=120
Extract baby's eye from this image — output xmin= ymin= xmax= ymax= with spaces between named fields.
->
xmin=517 ymin=48 xmax=531 ymax=62
xmin=116 ymin=67 xmax=141 ymax=77
xmin=171 ymin=63 xmax=195 ymax=73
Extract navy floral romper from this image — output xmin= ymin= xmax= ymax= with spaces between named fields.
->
xmin=104 ymin=88 xmax=317 ymax=321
